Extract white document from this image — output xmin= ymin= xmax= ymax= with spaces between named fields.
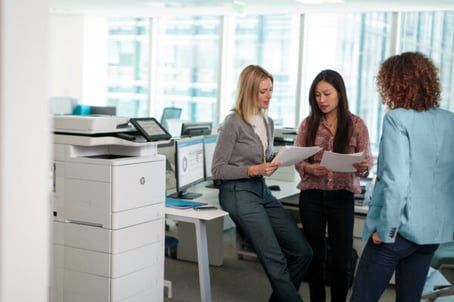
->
xmin=320 ymin=151 xmax=364 ymax=172
xmin=272 ymin=146 xmax=322 ymax=167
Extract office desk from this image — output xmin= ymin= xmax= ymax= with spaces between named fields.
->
xmin=168 ymin=183 xmax=232 ymax=266
xmin=167 ymin=178 xmax=373 ymax=283
xmin=173 ymin=179 xmax=302 ymax=262
xmin=165 ymin=207 xmax=227 ymax=302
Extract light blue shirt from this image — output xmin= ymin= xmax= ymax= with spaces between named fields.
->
xmin=363 ymin=108 xmax=454 ymax=244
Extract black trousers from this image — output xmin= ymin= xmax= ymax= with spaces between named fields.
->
xmin=299 ymin=189 xmax=354 ymax=302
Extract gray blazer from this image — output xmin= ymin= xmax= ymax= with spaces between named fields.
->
xmin=211 ymin=112 xmax=274 ymax=180
xmin=363 ymin=108 xmax=454 ymax=244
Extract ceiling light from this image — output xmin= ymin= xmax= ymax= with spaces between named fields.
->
xmin=143 ymin=2 xmax=166 ymax=8
xmin=233 ymin=0 xmax=246 ymax=14
xmin=296 ymin=0 xmax=344 ymax=4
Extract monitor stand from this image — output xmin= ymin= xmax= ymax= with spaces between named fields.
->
xmin=168 ymin=190 xmax=202 ymax=200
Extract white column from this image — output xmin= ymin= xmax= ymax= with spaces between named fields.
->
xmin=0 ymin=0 xmax=51 ymax=301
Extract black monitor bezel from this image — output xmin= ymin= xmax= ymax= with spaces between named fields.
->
xmin=203 ymin=134 xmax=218 ymax=181
xmin=171 ymin=136 xmax=205 ymax=199
xmin=180 ymin=122 xmax=212 ymax=137
xmin=130 ymin=117 xmax=172 ymax=142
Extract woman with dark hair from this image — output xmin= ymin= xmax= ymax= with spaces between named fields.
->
xmin=350 ymin=52 xmax=454 ymax=302
xmin=295 ymin=69 xmax=372 ymax=302
xmin=212 ymin=64 xmax=312 ymax=302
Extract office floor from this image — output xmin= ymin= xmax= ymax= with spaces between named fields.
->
xmin=164 ymin=228 xmax=400 ymax=302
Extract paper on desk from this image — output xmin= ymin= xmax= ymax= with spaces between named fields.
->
xmin=272 ymin=146 xmax=322 ymax=166
xmin=320 ymin=151 xmax=364 ymax=172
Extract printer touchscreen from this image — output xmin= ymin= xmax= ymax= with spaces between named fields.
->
xmin=130 ymin=117 xmax=171 ymax=142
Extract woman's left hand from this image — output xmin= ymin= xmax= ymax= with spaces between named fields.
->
xmin=353 ymin=160 xmax=369 ymax=177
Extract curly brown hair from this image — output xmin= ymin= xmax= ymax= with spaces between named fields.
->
xmin=376 ymin=52 xmax=441 ymax=111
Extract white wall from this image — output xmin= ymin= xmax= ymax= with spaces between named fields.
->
xmin=0 ymin=0 xmax=51 ymax=301
xmin=81 ymin=17 xmax=108 ymax=105
xmin=50 ymin=15 xmax=108 ymax=106
xmin=49 ymin=15 xmax=84 ymax=101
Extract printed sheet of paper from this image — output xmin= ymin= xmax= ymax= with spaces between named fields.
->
xmin=272 ymin=146 xmax=322 ymax=167
xmin=320 ymin=151 xmax=364 ymax=172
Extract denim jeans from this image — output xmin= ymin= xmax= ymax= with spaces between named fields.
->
xmin=219 ymin=177 xmax=313 ymax=302
xmin=350 ymin=234 xmax=439 ymax=302
xmin=299 ymin=189 xmax=354 ymax=302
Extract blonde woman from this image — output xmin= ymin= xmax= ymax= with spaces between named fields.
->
xmin=212 ymin=65 xmax=313 ymax=302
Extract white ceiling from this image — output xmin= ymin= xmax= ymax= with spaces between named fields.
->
xmin=49 ymin=0 xmax=454 ymax=16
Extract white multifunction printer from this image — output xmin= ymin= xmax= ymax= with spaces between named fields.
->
xmin=51 ymin=115 xmax=170 ymax=302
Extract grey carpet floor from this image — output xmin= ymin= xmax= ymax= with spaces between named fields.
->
xmin=164 ymin=228 xmax=400 ymax=302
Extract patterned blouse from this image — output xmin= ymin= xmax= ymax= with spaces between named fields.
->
xmin=294 ymin=113 xmax=372 ymax=194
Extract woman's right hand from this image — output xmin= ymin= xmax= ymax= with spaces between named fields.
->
xmin=371 ymin=232 xmax=383 ymax=245
xmin=305 ymin=163 xmax=330 ymax=176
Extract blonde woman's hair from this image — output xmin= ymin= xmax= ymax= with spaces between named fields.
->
xmin=234 ymin=65 xmax=273 ymax=124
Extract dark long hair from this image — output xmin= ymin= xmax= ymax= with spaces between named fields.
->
xmin=305 ymin=69 xmax=352 ymax=153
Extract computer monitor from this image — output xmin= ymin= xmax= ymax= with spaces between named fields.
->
xmin=160 ymin=107 xmax=182 ymax=130
xmin=168 ymin=136 xmax=205 ymax=200
xmin=203 ymin=134 xmax=220 ymax=188
xmin=181 ymin=122 xmax=212 ymax=137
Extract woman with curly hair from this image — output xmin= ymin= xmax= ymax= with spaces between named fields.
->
xmin=350 ymin=52 xmax=454 ymax=301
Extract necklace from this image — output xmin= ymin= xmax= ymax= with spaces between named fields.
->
xmin=326 ymin=118 xmax=337 ymax=133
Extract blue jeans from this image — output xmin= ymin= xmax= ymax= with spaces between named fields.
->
xmin=350 ymin=234 xmax=439 ymax=302
xmin=299 ymin=189 xmax=354 ymax=302
xmin=219 ymin=177 xmax=313 ymax=302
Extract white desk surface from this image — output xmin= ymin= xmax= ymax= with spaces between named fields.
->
xmin=263 ymin=178 xmax=369 ymax=215
xmin=165 ymin=182 xmax=227 ymax=220
xmin=189 ymin=178 xmax=300 ymax=201
xmin=165 ymin=178 xmax=300 ymax=221
xmin=354 ymin=205 xmax=368 ymax=215
xmin=169 ymin=178 xmax=368 ymax=214
xmin=165 ymin=206 xmax=227 ymax=221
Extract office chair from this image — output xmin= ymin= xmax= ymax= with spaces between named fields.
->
xmin=160 ymin=107 xmax=182 ymax=130
xmin=422 ymin=242 xmax=454 ymax=301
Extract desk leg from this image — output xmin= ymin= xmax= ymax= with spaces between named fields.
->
xmin=194 ymin=220 xmax=212 ymax=302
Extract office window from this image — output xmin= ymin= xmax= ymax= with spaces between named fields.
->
xmin=155 ymin=16 xmax=221 ymax=124
xmin=98 ymin=11 xmax=453 ymax=142
xmin=107 ymin=18 xmax=150 ymax=117
xmin=304 ymin=12 xmax=392 ymax=150
xmin=226 ymin=15 xmax=300 ymax=127
xmin=337 ymin=13 xmax=392 ymax=151
xmin=399 ymin=11 xmax=454 ymax=110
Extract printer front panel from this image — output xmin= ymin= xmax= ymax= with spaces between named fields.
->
xmin=111 ymin=158 xmax=165 ymax=213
